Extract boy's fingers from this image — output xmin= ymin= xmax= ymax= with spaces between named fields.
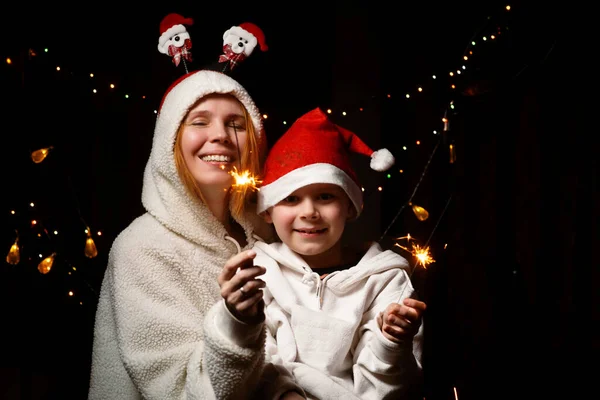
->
xmin=403 ymin=298 xmax=427 ymax=311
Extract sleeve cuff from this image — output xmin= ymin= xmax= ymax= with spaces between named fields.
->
xmin=371 ymin=313 xmax=413 ymax=364
xmin=214 ymin=299 xmax=264 ymax=348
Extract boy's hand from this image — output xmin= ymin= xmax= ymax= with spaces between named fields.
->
xmin=380 ymin=298 xmax=427 ymax=344
xmin=218 ymin=250 xmax=266 ymax=324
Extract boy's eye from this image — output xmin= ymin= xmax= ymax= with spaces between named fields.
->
xmin=282 ymin=195 xmax=299 ymax=203
xmin=317 ymin=193 xmax=334 ymax=201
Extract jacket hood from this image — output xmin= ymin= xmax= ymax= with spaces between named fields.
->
xmin=141 ymin=70 xmax=264 ymax=250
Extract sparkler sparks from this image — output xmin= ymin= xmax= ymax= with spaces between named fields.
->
xmin=394 ymin=234 xmax=435 ymax=269
xmin=229 ymin=167 xmax=261 ymax=191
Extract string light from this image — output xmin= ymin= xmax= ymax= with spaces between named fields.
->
xmin=38 ymin=253 xmax=56 ymax=274
xmin=31 ymin=146 xmax=53 ymax=163
xmin=6 ymin=231 xmax=20 ymax=265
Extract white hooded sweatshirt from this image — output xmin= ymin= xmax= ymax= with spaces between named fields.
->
xmin=88 ymin=70 xmax=296 ymax=400
xmin=253 ymin=240 xmax=424 ymax=400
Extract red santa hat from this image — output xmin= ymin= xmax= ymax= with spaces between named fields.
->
xmin=257 ymin=108 xmax=395 ymax=216
xmin=158 ymin=13 xmax=194 ymax=50
xmin=236 ymin=22 xmax=269 ymax=51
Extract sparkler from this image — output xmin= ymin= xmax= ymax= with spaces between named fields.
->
xmin=393 ymin=234 xmax=435 ymax=303
xmin=229 ymin=166 xmax=261 ymax=191
xmin=226 ymin=122 xmax=262 ymax=192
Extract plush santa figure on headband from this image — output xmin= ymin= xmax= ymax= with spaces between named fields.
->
xmin=157 ymin=13 xmax=194 ymax=67
xmin=219 ymin=22 xmax=268 ymax=71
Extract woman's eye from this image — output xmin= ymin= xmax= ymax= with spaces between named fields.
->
xmin=282 ymin=196 xmax=298 ymax=203
xmin=228 ymin=123 xmax=244 ymax=130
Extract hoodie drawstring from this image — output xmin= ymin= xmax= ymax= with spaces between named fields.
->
xmin=302 ymin=271 xmax=324 ymax=310
xmin=224 ymin=235 xmax=242 ymax=254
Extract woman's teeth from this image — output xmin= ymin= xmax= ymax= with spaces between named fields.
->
xmin=201 ymin=155 xmax=231 ymax=162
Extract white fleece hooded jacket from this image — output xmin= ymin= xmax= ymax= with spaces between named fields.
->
xmin=88 ymin=70 xmax=296 ymax=400
xmin=253 ymin=241 xmax=424 ymax=400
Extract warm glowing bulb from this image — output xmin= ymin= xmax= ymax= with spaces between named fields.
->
xmin=326 ymin=109 xmax=332 ymax=114
xmin=411 ymin=204 xmax=429 ymax=221
xmin=90 ymin=73 xmax=94 ymax=78
xmin=418 ymin=87 xmax=423 ymax=92
xmin=506 ymin=5 xmax=511 ymax=11
xmin=31 ymin=147 xmax=53 ymax=163
xmin=6 ymin=58 xmax=12 ymax=64
xmin=6 ymin=241 xmax=20 ymax=265
xmin=405 ymin=94 xmax=410 ymax=98
xmin=85 ymin=236 xmax=98 ymax=258
xmin=377 ymin=187 xmax=382 ymax=191
xmin=449 ymin=144 xmax=456 ymax=164
xmin=56 ymin=66 xmax=61 ymax=71
xmin=342 ymin=111 xmax=346 ymax=116
xmin=262 ymin=114 xmax=268 ymax=119
xmin=38 ymin=253 xmax=56 ymax=274
xmin=68 ymin=291 xmax=74 ymax=296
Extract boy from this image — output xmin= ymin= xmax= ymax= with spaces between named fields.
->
xmin=251 ymin=107 xmax=427 ymax=399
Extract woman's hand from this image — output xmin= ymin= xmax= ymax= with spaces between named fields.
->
xmin=218 ymin=250 xmax=266 ymax=324
xmin=380 ymin=298 xmax=427 ymax=344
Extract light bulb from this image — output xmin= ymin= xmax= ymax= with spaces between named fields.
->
xmin=411 ymin=204 xmax=429 ymax=221
xmin=85 ymin=237 xmax=98 ymax=258
xmin=38 ymin=253 xmax=56 ymax=274
xmin=31 ymin=146 xmax=53 ymax=163
xmin=6 ymin=241 xmax=20 ymax=265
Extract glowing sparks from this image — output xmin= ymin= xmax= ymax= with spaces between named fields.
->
xmin=229 ymin=167 xmax=261 ymax=191
xmin=394 ymin=234 xmax=435 ymax=269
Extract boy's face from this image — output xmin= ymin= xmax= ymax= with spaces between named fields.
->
xmin=264 ymin=183 xmax=355 ymax=259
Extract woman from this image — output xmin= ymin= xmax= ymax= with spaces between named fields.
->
xmin=88 ymin=69 xmax=301 ymax=399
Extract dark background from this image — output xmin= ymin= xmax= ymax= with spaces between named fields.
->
xmin=1 ymin=1 xmax=596 ymax=399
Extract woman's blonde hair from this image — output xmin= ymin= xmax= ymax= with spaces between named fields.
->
xmin=173 ymin=94 xmax=262 ymax=220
